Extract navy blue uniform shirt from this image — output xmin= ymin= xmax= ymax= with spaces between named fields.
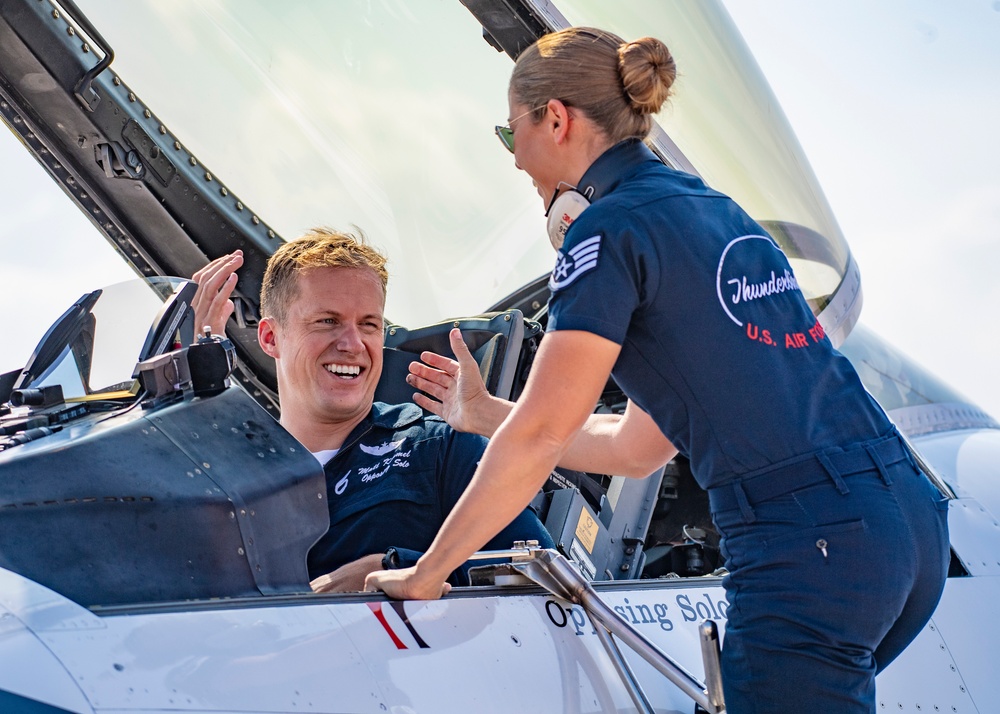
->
xmin=307 ymin=402 xmax=553 ymax=581
xmin=546 ymin=140 xmax=892 ymax=490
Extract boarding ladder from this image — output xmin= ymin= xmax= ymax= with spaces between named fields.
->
xmin=469 ymin=544 xmax=726 ymax=714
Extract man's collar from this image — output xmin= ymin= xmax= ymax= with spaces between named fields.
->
xmin=315 ymin=403 xmax=424 ymax=468
xmin=339 ymin=401 xmax=423 ymax=447
xmin=339 ymin=401 xmax=423 ymax=451
xmin=369 ymin=401 xmax=424 ymax=429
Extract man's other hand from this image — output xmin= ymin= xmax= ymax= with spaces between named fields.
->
xmin=310 ymin=553 xmax=384 ymax=593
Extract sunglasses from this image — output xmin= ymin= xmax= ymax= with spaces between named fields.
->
xmin=494 ymin=105 xmax=548 ymax=154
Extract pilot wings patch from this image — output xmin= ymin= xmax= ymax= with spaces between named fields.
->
xmin=359 ymin=439 xmax=405 ymax=457
xmin=548 ymin=235 xmax=601 ymax=291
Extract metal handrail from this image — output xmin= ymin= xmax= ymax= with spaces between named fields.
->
xmin=588 ymin=607 xmax=655 ymax=713
xmin=507 ymin=547 xmax=726 ymax=714
xmin=700 ymin=620 xmax=726 ymax=712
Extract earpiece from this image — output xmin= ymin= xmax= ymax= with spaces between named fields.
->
xmin=545 ymin=184 xmax=593 ymax=250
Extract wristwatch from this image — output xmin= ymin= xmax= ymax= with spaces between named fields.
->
xmin=381 ymin=546 xmax=400 ymax=570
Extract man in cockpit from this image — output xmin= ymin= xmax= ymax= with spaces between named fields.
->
xmin=192 ymin=229 xmax=555 ymax=593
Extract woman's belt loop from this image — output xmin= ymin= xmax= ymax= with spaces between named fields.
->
xmin=887 ymin=425 xmax=915 ymax=470
xmin=734 ymin=481 xmax=757 ymax=524
xmin=816 ymin=451 xmax=850 ymax=495
xmin=866 ymin=443 xmax=893 ymax=485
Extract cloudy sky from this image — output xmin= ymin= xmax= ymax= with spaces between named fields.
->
xmin=2 ymin=1 xmax=998 ymax=418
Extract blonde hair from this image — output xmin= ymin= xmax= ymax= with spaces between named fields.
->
xmin=510 ymin=27 xmax=676 ymax=143
xmin=260 ymin=227 xmax=388 ymax=322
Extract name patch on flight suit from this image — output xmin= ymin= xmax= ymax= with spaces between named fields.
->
xmin=330 ymin=438 xmax=414 ymax=506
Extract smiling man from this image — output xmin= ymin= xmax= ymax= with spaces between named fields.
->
xmin=193 ymin=228 xmax=553 ymax=593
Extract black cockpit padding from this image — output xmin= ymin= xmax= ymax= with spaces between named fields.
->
xmin=0 ymin=387 xmax=327 ymax=606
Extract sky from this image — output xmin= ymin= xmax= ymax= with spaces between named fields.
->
xmin=721 ymin=0 xmax=1000 ymax=417
xmin=2 ymin=1 xmax=998 ymax=419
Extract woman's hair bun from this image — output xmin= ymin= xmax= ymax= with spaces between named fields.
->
xmin=618 ymin=37 xmax=676 ymax=115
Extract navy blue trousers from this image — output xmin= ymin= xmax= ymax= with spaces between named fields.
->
xmin=709 ymin=431 xmax=949 ymax=713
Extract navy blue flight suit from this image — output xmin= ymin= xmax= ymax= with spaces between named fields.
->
xmin=546 ymin=139 xmax=949 ymax=713
xmin=307 ymin=402 xmax=554 ymax=584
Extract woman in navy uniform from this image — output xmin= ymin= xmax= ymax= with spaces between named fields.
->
xmin=368 ymin=27 xmax=949 ymax=713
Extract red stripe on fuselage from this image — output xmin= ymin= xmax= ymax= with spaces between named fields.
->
xmin=367 ymin=602 xmax=407 ymax=649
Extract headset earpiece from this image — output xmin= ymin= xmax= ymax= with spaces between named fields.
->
xmin=545 ymin=185 xmax=592 ymax=250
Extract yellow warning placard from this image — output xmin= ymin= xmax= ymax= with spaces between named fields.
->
xmin=575 ymin=509 xmax=598 ymax=553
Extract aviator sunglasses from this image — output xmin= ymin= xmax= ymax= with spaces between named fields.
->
xmin=495 ymin=105 xmax=548 ymax=153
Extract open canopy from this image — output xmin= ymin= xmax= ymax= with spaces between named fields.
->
xmin=0 ymin=0 xmax=862 ymax=406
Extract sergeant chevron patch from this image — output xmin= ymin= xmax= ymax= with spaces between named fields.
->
xmin=548 ymin=235 xmax=601 ymax=291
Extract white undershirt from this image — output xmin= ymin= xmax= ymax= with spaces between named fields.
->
xmin=312 ymin=449 xmax=339 ymax=466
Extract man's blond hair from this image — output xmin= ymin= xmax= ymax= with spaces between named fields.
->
xmin=260 ymin=227 xmax=388 ymax=322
